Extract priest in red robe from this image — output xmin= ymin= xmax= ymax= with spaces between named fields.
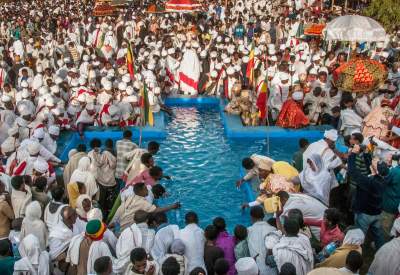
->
xmin=276 ymin=91 xmax=310 ymax=128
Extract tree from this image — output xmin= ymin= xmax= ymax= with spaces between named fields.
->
xmin=364 ymin=0 xmax=400 ymax=32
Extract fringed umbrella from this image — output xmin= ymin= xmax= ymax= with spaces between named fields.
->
xmin=332 ymin=58 xmax=388 ymax=93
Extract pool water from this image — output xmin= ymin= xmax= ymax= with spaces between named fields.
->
xmin=61 ymin=106 xmax=318 ymax=231
xmin=153 ymin=106 xmax=311 ymax=231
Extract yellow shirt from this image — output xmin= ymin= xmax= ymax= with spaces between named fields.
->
xmin=272 ymin=161 xmax=299 ymax=179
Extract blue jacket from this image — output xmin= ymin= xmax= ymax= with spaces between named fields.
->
xmin=348 ymin=153 xmax=389 ymax=215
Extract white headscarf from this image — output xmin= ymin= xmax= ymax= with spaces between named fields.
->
xmin=21 ymin=201 xmax=48 ymax=251
xmin=87 ymin=208 xmax=103 ymax=221
xmin=70 ymin=156 xmax=98 ymax=198
xmin=14 ymin=234 xmax=50 ymax=275
xmin=75 ymin=194 xmax=92 ymax=219
xmin=343 ymin=229 xmax=365 ymax=246
xmin=300 ymin=154 xmax=332 ymax=205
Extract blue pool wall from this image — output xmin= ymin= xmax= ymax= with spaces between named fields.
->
xmin=58 ymin=96 xmax=346 ymax=162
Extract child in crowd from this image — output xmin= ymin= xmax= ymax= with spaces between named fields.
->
xmin=234 ymin=225 xmax=250 ymax=260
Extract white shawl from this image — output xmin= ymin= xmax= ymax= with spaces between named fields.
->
xmin=300 ymin=154 xmax=332 ymax=205
xmin=14 ymin=234 xmax=50 ymax=275
xmin=179 ymin=223 xmax=206 ymax=272
xmin=20 ymin=201 xmax=49 ymax=251
xmin=273 ymin=235 xmax=314 ymax=275
xmin=340 ymin=108 xmax=363 ymax=136
xmin=48 ymin=222 xmax=74 ymax=259
xmin=151 ymin=224 xmax=180 ymax=262
xmin=369 ymin=237 xmax=400 ymax=275
xmin=114 ymin=223 xmax=143 ymax=274
xmin=70 ymin=156 xmax=98 ymax=199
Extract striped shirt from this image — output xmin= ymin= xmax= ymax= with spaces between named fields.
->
xmin=115 ymin=139 xmax=138 ymax=178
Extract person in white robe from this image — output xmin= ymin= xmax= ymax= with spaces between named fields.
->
xmin=63 ymin=147 xmax=87 ymax=188
xmin=87 ymin=208 xmax=117 ymax=254
xmin=13 ymin=234 xmax=50 ymax=275
xmin=17 ymin=130 xmax=61 ymax=164
xmin=278 ymin=192 xmax=327 ymax=239
xmin=44 ymin=188 xmax=67 ymax=232
xmin=179 ymin=212 xmax=206 ymax=272
xmin=159 ymin=239 xmax=189 ymax=275
xmin=247 ymin=206 xmax=277 ymax=275
xmin=10 ymin=176 xmax=32 ymax=218
xmin=272 ymin=218 xmax=313 ymax=275
xmin=325 ymin=89 xmax=342 ymax=116
xmin=302 ymin=129 xmax=342 ymax=188
xmin=74 ymin=194 xmax=92 ymax=234
xmin=269 ymin=73 xmax=291 ymax=120
xmin=354 ymin=94 xmax=371 ymax=118
xmin=69 ymin=156 xmax=99 ymax=199
xmin=151 ymin=216 xmax=180 ymax=263
xmin=125 ymin=247 xmax=160 ymax=275
xmin=340 ymin=102 xmax=363 ymax=136
xmin=297 ymin=154 xmax=333 ymax=205
xmin=20 ymin=201 xmax=48 ymax=251
xmin=178 ymin=43 xmax=201 ymax=95
xmin=303 ymin=87 xmax=326 ymax=125
xmin=368 ymin=236 xmax=400 ymax=275
xmin=114 ymin=222 xmax=145 ymax=274
xmin=40 ymin=125 xmax=59 ymax=155
xmin=97 ymin=147 xmax=117 ymax=188
xmin=76 ymin=103 xmax=97 ymax=137
xmin=48 ymin=206 xmax=76 ymax=261
xmin=66 ymin=220 xmax=113 ymax=274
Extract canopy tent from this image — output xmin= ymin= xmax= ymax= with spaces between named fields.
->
xmin=165 ymin=0 xmax=202 ymax=12
xmin=324 ymin=15 xmax=387 ymax=42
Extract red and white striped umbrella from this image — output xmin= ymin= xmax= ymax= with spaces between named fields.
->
xmin=165 ymin=0 xmax=202 ymax=12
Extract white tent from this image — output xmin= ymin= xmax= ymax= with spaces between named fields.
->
xmin=324 ymin=15 xmax=386 ymax=42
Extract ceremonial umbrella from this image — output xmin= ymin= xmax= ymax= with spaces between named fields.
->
xmin=332 ymin=58 xmax=388 ymax=93
xmin=165 ymin=0 xmax=202 ymax=12
xmin=324 ymin=15 xmax=386 ymax=42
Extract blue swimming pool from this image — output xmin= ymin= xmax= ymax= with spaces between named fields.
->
xmin=145 ymin=106 xmax=319 ymax=231
xmin=59 ymin=106 xmax=321 ymax=231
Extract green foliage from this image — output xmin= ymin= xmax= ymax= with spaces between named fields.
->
xmin=364 ymin=0 xmax=400 ymax=32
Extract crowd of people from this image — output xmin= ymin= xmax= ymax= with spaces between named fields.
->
xmin=0 ymin=0 xmax=399 ymax=274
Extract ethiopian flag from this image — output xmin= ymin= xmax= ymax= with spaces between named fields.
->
xmin=140 ymin=84 xmax=154 ymax=126
xmin=246 ymin=42 xmax=255 ymax=87
xmin=126 ymin=41 xmax=134 ymax=80
xmin=256 ymin=74 xmax=269 ymax=120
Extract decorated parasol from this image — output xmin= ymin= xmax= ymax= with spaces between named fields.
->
xmin=332 ymin=58 xmax=387 ymax=93
xmin=165 ymin=0 xmax=202 ymax=12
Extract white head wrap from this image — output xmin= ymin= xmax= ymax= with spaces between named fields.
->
xmin=33 ymin=158 xmax=48 ymax=174
xmin=235 ymin=257 xmax=259 ymax=275
xmin=324 ymin=129 xmax=338 ymax=141
xmin=343 ymin=228 xmax=365 ymax=245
